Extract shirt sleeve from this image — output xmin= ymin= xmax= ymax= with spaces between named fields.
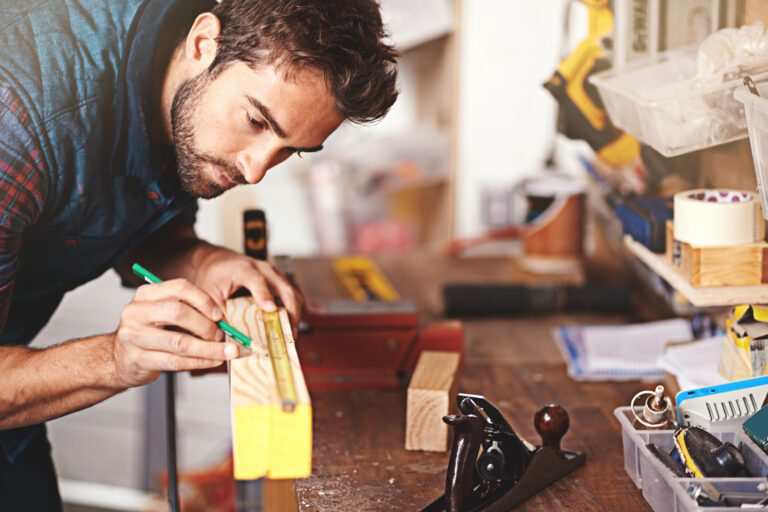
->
xmin=0 ymin=77 xmax=48 ymax=331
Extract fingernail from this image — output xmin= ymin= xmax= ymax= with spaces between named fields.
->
xmin=216 ymin=330 xmax=225 ymax=342
xmin=263 ymin=301 xmax=276 ymax=311
xmin=225 ymin=344 xmax=239 ymax=359
xmin=212 ymin=307 xmax=223 ymax=320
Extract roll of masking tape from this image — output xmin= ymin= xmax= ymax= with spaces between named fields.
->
xmin=674 ymin=189 xmax=761 ymax=247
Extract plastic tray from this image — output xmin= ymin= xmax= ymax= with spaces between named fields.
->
xmin=615 ymin=406 xmax=768 ymax=511
xmin=590 ymin=47 xmax=768 ymax=157
xmin=734 ymin=85 xmax=768 ymax=222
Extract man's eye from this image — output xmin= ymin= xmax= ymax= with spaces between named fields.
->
xmin=248 ymin=115 xmax=264 ymax=129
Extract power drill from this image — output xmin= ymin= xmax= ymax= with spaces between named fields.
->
xmin=543 ymin=0 xmax=640 ymax=168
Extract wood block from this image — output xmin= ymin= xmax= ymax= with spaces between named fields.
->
xmin=405 ymin=350 xmax=460 ymax=452
xmin=625 ymin=235 xmax=768 ymax=306
xmin=227 ymin=297 xmax=312 ymax=480
xmin=665 ymin=221 xmax=768 ymax=286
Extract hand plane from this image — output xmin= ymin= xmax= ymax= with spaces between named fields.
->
xmin=422 ymin=394 xmax=585 ymax=512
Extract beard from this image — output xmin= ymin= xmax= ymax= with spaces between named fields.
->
xmin=171 ymin=71 xmax=245 ymax=199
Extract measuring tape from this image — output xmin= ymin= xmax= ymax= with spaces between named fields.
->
xmin=333 ymin=256 xmax=400 ymax=301
xmin=262 ymin=310 xmax=298 ymax=412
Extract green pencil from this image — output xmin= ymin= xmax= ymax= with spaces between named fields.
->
xmin=131 ymin=263 xmax=252 ymax=349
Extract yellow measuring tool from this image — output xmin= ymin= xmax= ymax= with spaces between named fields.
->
xmin=333 ymin=256 xmax=400 ymax=301
xmin=262 ymin=310 xmax=298 ymax=412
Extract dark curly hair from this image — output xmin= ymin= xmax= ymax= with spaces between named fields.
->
xmin=209 ymin=0 xmax=399 ymax=124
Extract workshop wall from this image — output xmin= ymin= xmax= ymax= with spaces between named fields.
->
xmin=453 ymin=0 xmax=580 ymax=238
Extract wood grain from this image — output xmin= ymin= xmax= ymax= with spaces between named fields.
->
xmin=746 ymin=0 xmax=768 ymax=24
xmin=523 ymin=193 xmax=585 ymax=259
xmin=227 ymin=297 xmax=311 ymax=480
xmin=291 ymin=255 xmax=653 ymax=511
xmin=666 ymin=220 xmax=768 ymax=286
xmin=625 ymin=235 xmax=768 ymax=306
xmin=406 ymin=351 xmax=461 ymax=451
xmin=263 ymin=478 xmax=298 ymax=512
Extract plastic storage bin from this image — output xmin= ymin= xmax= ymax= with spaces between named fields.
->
xmin=590 ymin=47 xmax=768 ymax=157
xmin=735 ymin=84 xmax=768 ymax=221
xmin=615 ymin=406 xmax=768 ymax=511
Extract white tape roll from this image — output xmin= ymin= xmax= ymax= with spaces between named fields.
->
xmin=674 ymin=189 xmax=762 ymax=247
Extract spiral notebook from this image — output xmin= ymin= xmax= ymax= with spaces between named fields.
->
xmin=554 ymin=318 xmax=694 ymax=381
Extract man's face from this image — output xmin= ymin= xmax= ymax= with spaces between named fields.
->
xmin=171 ymin=62 xmax=344 ymax=199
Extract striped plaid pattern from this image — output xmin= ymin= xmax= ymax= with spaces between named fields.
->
xmin=0 ymin=77 xmax=48 ymax=331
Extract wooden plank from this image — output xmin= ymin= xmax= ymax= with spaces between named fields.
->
xmin=227 ymin=297 xmax=312 ymax=480
xmin=625 ymin=235 xmax=768 ymax=306
xmin=405 ymin=350 xmax=460 ymax=452
xmin=263 ymin=478 xmax=298 ymax=512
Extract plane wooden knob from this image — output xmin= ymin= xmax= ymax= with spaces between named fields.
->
xmin=534 ymin=404 xmax=569 ymax=458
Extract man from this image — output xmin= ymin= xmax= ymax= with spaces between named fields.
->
xmin=0 ymin=0 xmax=398 ymax=509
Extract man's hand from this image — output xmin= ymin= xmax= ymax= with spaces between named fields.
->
xmin=193 ymin=246 xmax=304 ymax=331
xmin=112 ymin=278 xmax=240 ymax=388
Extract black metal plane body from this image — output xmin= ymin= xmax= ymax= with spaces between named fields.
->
xmin=422 ymin=393 xmax=585 ymax=512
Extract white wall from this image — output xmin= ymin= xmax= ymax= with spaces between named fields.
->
xmin=454 ymin=0 xmax=583 ymax=236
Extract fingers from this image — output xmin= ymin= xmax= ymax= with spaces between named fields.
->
xmin=124 ymin=299 xmax=222 ymax=343
xmin=135 ymin=279 xmax=224 ymax=323
xmin=250 ymin=261 xmax=304 ymax=327
xmin=117 ymin=322 xmax=238 ymax=361
xmin=125 ymin=347 xmax=228 ymax=373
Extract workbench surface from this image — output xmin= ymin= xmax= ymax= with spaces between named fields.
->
xmin=291 ymin=255 xmax=652 ymax=512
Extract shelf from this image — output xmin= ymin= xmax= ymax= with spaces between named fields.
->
xmin=623 ymin=235 xmax=768 ymax=307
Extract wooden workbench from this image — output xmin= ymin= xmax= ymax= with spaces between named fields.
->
xmin=290 ymin=255 xmax=653 ymax=511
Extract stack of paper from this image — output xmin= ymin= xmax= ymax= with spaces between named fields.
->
xmin=554 ymin=318 xmax=694 ymax=381
xmin=657 ymin=335 xmax=727 ymax=390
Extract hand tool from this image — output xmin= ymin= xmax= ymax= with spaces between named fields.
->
xmin=688 ymin=481 xmax=768 ymax=508
xmin=262 ymin=310 xmax=298 ymax=412
xmin=646 ymin=443 xmax=687 ymax=478
xmin=677 ymin=375 xmax=768 ymax=432
xmin=333 ymin=255 xmax=400 ymax=301
xmin=630 ymin=385 xmax=675 ymax=429
xmin=543 ymin=0 xmax=640 ymax=169
xmin=243 ymin=209 xmax=268 ymax=261
xmin=673 ymin=426 xmax=751 ymax=478
xmin=270 ymin=255 xmax=464 ymax=391
xmin=421 ymin=394 xmax=585 ymax=511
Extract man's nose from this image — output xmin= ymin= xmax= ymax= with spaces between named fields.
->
xmin=238 ymin=145 xmax=279 ymax=184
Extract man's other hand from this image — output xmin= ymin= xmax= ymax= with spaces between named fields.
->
xmin=193 ymin=247 xmax=304 ymax=333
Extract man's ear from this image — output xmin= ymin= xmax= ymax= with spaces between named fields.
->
xmin=184 ymin=13 xmax=221 ymax=71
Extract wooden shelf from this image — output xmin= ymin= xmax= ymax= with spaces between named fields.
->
xmin=623 ymin=235 xmax=768 ymax=307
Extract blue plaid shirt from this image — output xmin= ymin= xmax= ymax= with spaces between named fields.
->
xmin=0 ymin=0 xmax=215 ymax=347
